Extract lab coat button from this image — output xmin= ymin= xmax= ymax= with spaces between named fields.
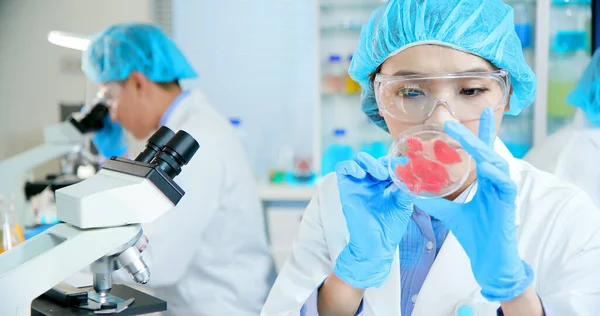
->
xmin=457 ymin=305 xmax=474 ymax=316
xmin=425 ymin=241 xmax=434 ymax=251
xmin=411 ymin=294 xmax=418 ymax=304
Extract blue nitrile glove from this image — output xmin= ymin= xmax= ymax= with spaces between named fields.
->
xmin=415 ymin=108 xmax=534 ymax=302
xmin=333 ymin=152 xmax=415 ymax=289
xmin=93 ymin=115 xmax=128 ymax=158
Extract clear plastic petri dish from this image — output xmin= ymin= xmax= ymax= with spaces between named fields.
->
xmin=388 ymin=124 xmax=473 ymax=199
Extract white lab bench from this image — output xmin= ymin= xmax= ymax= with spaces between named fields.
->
xmin=258 ymin=185 xmax=316 ymax=272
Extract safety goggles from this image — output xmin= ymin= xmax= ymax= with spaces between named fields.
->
xmin=374 ymin=70 xmax=510 ymax=123
xmin=95 ymin=82 xmax=122 ymax=110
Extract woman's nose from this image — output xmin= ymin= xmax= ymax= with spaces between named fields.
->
xmin=423 ymin=99 xmax=459 ymax=125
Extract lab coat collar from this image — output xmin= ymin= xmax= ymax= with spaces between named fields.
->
xmin=571 ymin=108 xmax=598 ymax=129
xmin=410 ymin=231 xmax=490 ymax=315
xmin=163 ymin=89 xmax=209 ymax=129
xmin=411 ymin=138 xmax=517 ymax=315
xmin=362 ymin=185 xmax=478 ymax=316
xmin=159 ymin=90 xmax=191 ymax=127
xmin=572 ymin=108 xmax=586 ymax=127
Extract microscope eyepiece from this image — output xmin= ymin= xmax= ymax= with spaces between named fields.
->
xmin=151 ymin=130 xmax=200 ymax=178
xmin=70 ymin=102 xmax=110 ymax=134
xmin=164 ymin=130 xmax=199 ymax=165
xmin=135 ymin=126 xmax=175 ymax=163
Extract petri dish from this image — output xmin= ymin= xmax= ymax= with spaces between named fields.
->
xmin=387 ymin=124 xmax=473 ymax=199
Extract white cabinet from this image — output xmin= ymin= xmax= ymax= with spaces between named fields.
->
xmin=266 ymin=207 xmax=306 ymax=271
xmin=259 ymin=185 xmax=315 ymax=271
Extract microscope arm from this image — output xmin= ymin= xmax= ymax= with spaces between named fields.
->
xmin=0 ymin=121 xmax=85 ymax=196
xmin=0 ymin=223 xmax=142 ymax=316
xmin=0 ymin=127 xmax=199 ymax=316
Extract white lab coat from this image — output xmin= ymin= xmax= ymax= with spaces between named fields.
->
xmin=69 ymin=90 xmax=276 ymax=315
xmin=261 ymin=139 xmax=600 ymax=316
xmin=524 ymin=109 xmax=600 ymax=206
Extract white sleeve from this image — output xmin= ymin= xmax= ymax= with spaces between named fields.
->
xmin=261 ymin=188 xmax=333 ymax=316
xmin=117 ymin=144 xmax=225 ymax=287
xmin=538 ymin=190 xmax=600 ymax=314
xmin=554 ymin=139 xmax=600 ymax=207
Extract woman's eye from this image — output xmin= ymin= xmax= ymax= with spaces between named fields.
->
xmin=397 ymin=87 xmax=424 ymax=97
xmin=461 ymin=87 xmax=488 ymax=96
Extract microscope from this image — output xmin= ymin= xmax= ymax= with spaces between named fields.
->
xmin=0 ymin=126 xmax=199 ymax=315
xmin=0 ymin=101 xmax=109 ymax=226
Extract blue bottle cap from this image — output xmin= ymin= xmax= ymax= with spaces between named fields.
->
xmin=552 ymin=0 xmax=586 ymax=5
xmin=514 ymin=24 xmax=533 ymax=49
xmin=553 ymin=30 xmax=588 ymax=53
xmin=329 ymin=54 xmax=342 ymax=62
xmin=333 ymin=128 xmax=346 ymax=136
xmin=229 ymin=117 xmax=241 ymax=126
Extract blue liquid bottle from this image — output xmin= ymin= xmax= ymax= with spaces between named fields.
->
xmin=321 ymin=128 xmax=354 ymax=175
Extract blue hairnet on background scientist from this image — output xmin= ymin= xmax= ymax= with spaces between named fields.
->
xmin=261 ymin=0 xmax=600 ymax=315
xmin=80 ymin=23 xmax=276 ymax=315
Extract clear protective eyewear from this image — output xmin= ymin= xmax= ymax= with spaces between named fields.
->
xmin=94 ymin=82 xmax=122 ymax=110
xmin=374 ymin=70 xmax=510 ymax=123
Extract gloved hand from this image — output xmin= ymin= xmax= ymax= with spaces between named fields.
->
xmin=415 ymin=108 xmax=534 ymax=302
xmin=333 ymin=152 xmax=415 ymax=289
xmin=93 ymin=115 xmax=128 ymax=158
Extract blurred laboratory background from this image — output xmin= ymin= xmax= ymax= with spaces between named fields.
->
xmin=0 ymin=0 xmax=597 ymax=269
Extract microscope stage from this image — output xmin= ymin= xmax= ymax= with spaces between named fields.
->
xmin=31 ymin=284 xmax=167 ymax=315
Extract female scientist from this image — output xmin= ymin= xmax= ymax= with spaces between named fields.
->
xmin=261 ymin=0 xmax=600 ymax=315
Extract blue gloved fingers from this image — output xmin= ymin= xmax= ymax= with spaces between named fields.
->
xmin=477 ymin=162 xmax=518 ymax=203
xmin=444 ymin=121 xmax=509 ymax=174
xmin=379 ymin=156 xmax=409 ymax=189
xmin=382 ymin=178 xmax=417 ymax=210
xmin=477 ymin=108 xmax=496 ymax=148
xmin=336 ymin=160 xmax=367 ymax=181
xmin=414 ymin=197 xmax=456 ymax=220
xmin=355 ymin=152 xmax=389 ymax=182
xmin=444 ymin=121 xmax=494 ymax=161
xmin=379 ymin=156 xmax=409 ymax=168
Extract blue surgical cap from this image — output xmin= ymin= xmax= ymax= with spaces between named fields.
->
xmin=566 ymin=50 xmax=600 ymax=127
xmin=349 ymin=0 xmax=537 ymax=131
xmin=82 ymin=23 xmax=198 ymax=83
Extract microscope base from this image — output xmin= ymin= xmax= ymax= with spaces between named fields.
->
xmin=31 ymin=284 xmax=167 ymax=315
